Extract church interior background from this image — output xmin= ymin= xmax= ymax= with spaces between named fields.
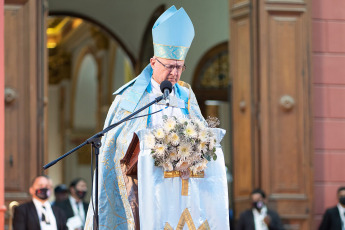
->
xmin=3 ymin=0 xmax=345 ymax=229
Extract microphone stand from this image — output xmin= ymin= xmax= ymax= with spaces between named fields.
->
xmin=43 ymin=95 xmax=164 ymax=230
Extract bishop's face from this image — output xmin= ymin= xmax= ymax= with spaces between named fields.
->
xmin=150 ymin=57 xmax=185 ymax=86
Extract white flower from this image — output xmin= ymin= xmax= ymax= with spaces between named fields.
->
xmin=154 ymin=128 xmax=165 ymax=139
xmin=184 ymin=124 xmax=197 ymax=138
xmin=168 ymin=132 xmax=180 ymax=146
xmin=178 ymin=142 xmax=191 ymax=159
xmin=154 ymin=144 xmax=166 ymax=157
xmin=176 ymin=160 xmax=190 ymax=171
xmin=164 ymin=117 xmax=176 ymax=132
xmin=194 ymin=119 xmax=206 ymax=130
xmin=163 ymin=161 xmax=173 ymax=171
xmin=168 ymin=150 xmax=179 ymax=161
xmin=145 ymin=133 xmax=155 ymax=149
xmin=202 ymin=159 xmax=208 ymax=167
xmin=149 ymin=115 xmax=216 ymax=173
xmin=198 ymin=141 xmax=208 ymax=152
xmin=178 ymin=116 xmax=190 ymax=125
xmin=191 ymin=162 xmax=206 ymax=174
xmin=198 ymin=129 xmax=208 ymax=142
xmin=209 ymin=138 xmax=215 ymax=150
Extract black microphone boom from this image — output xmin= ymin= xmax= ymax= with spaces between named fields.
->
xmin=160 ymin=80 xmax=173 ymax=106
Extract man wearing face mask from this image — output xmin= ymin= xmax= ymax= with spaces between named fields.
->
xmin=13 ymin=175 xmax=68 ymax=230
xmin=318 ymin=186 xmax=345 ymax=230
xmin=236 ymin=188 xmax=284 ymax=230
xmin=54 ymin=178 xmax=88 ymax=230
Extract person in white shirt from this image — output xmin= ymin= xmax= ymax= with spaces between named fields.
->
xmin=236 ymin=188 xmax=285 ymax=230
xmin=54 ymin=178 xmax=88 ymax=230
xmin=13 ymin=175 xmax=68 ymax=230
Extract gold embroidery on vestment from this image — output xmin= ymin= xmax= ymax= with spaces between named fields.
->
xmin=163 ymin=171 xmax=204 ymax=196
xmin=163 ymin=208 xmax=210 ymax=230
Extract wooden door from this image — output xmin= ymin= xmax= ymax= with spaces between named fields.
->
xmin=230 ymin=0 xmax=260 ymax=214
xmin=4 ymin=0 xmax=47 ymax=227
xmin=259 ymin=0 xmax=313 ymax=229
xmin=229 ymin=0 xmax=313 ymax=229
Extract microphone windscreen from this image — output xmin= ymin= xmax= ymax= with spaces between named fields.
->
xmin=160 ymin=80 xmax=173 ymax=93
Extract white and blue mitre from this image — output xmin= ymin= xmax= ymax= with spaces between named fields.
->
xmin=152 ymin=5 xmax=194 ymax=60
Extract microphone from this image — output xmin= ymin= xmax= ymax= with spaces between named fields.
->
xmin=160 ymin=80 xmax=173 ymax=106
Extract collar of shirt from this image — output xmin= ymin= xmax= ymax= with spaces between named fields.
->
xmin=253 ymin=206 xmax=268 ymax=216
xmin=69 ymin=196 xmax=80 ymax=212
xmin=252 ymin=206 xmax=269 ymax=230
xmin=69 ymin=195 xmax=78 ymax=204
xmin=69 ymin=195 xmax=85 ymax=221
xmin=32 ymin=198 xmax=51 ymax=214
xmin=32 ymin=198 xmax=57 ymax=230
xmin=150 ymin=78 xmax=176 ymax=96
xmin=337 ymin=204 xmax=345 ymax=223
xmin=32 ymin=198 xmax=50 ymax=207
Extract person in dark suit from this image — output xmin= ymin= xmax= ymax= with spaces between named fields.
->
xmin=318 ymin=186 xmax=345 ymax=230
xmin=54 ymin=178 xmax=88 ymax=230
xmin=236 ymin=188 xmax=284 ymax=230
xmin=13 ymin=175 xmax=68 ymax=230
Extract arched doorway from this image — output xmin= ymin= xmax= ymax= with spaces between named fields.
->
xmin=46 ymin=16 xmax=135 ymax=200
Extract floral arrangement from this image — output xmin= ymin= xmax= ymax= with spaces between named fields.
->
xmin=145 ymin=115 xmax=218 ymax=174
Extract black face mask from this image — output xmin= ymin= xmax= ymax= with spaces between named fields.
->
xmin=339 ymin=197 xmax=345 ymax=205
xmin=35 ymin=188 xmax=50 ymax=200
xmin=252 ymin=200 xmax=265 ymax=211
xmin=75 ymin=189 xmax=87 ymax=200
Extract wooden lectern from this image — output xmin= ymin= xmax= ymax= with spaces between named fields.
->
xmin=120 ymin=133 xmax=140 ymax=176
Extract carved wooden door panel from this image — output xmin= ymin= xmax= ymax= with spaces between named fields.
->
xmin=258 ymin=0 xmax=313 ymax=229
xmin=4 ymin=0 xmax=47 ymax=227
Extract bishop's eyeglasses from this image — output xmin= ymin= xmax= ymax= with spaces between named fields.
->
xmin=155 ymin=58 xmax=186 ymax=72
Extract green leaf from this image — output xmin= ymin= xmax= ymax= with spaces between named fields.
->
xmin=205 ymin=154 xmax=211 ymax=161
xmin=213 ymin=154 xmax=217 ymax=161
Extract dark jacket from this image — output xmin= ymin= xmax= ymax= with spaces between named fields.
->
xmin=53 ymin=198 xmax=88 ymax=220
xmin=13 ymin=201 xmax=67 ymax=230
xmin=236 ymin=208 xmax=285 ymax=230
xmin=318 ymin=206 xmax=343 ymax=230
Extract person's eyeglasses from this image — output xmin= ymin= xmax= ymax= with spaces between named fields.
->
xmin=155 ymin=58 xmax=186 ymax=72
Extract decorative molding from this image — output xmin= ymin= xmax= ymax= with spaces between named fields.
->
xmin=5 ymin=192 xmax=30 ymax=199
xmin=266 ymin=7 xmax=306 ymax=13
xmin=90 ymin=26 xmax=109 ymax=50
xmin=266 ymin=0 xmax=305 ymax=4
xmin=269 ymin=194 xmax=307 ymax=200
xmin=5 ymin=0 xmax=28 ymax=5
xmin=4 ymin=4 xmax=21 ymax=10
xmin=280 ymin=214 xmax=309 ymax=219
xmin=231 ymin=1 xmax=250 ymax=11
xmin=231 ymin=2 xmax=250 ymax=20
xmin=48 ymin=47 xmax=71 ymax=84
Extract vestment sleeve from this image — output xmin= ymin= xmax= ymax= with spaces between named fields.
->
xmin=187 ymin=87 xmax=205 ymax=121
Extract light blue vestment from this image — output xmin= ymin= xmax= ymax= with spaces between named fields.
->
xmin=84 ymin=64 xmax=204 ymax=229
